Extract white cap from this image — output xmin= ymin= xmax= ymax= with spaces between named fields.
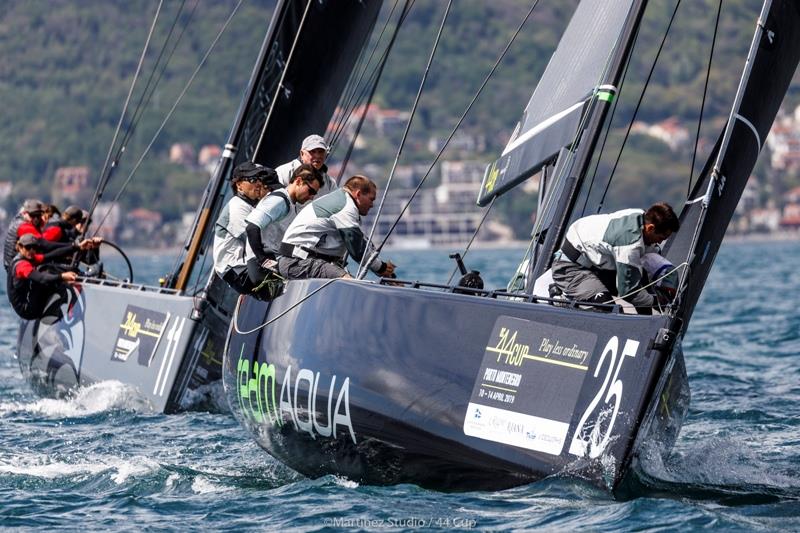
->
xmin=301 ymin=134 xmax=328 ymax=152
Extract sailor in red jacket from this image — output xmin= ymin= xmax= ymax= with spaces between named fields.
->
xmin=3 ymin=199 xmax=68 ymax=270
xmin=6 ymin=233 xmax=80 ymax=320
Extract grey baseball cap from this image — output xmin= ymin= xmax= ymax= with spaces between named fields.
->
xmin=301 ymin=134 xmax=328 ymax=152
xmin=18 ymin=233 xmax=38 ymax=247
xmin=22 ymin=199 xmax=44 ymax=214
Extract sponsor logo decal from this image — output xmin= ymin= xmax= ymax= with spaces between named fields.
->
xmin=236 ymin=346 xmax=356 ymax=444
xmin=112 ymin=305 xmax=169 ymax=365
xmin=464 ymin=316 xmax=597 ymax=455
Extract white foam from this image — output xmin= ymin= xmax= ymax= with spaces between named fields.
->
xmin=332 ymin=475 xmax=359 ymax=489
xmin=191 ymin=475 xmax=233 ymax=494
xmin=0 ymin=380 xmax=151 ymax=418
xmin=0 ymin=453 xmax=160 ymax=484
xmin=110 ymin=456 xmax=161 ymax=484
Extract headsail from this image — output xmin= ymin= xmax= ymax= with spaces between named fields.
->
xmin=665 ymin=0 xmax=800 ymax=323
xmin=477 ymin=0 xmax=637 ymax=207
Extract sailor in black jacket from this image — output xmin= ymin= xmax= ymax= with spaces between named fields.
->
xmin=6 ymin=234 xmax=79 ymax=320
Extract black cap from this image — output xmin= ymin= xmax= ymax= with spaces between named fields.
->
xmin=64 ymin=205 xmax=86 ymax=223
xmin=260 ymin=168 xmax=282 ymax=190
xmin=232 ymin=162 xmax=267 ymax=180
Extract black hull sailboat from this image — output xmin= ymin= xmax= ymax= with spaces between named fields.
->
xmin=226 ymin=279 xmax=689 ymax=490
xmin=223 ymin=0 xmax=800 ymax=492
xmin=14 ymin=0 xmax=383 ymax=412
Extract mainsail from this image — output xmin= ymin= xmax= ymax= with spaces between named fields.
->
xmin=665 ymin=0 xmax=800 ymax=323
xmin=477 ymin=0 xmax=637 ymax=207
xmin=173 ymin=0 xmax=382 ymax=289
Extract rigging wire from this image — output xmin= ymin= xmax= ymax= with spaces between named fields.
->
xmin=356 ymin=0 xmax=541 ymax=279
xmin=687 ymin=0 xmax=722 ymax=198
xmin=231 ymin=279 xmax=338 ymax=335
xmin=326 ymin=0 xmax=404 ymax=150
xmin=109 ymin=0 xmax=198 ymax=171
xmin=91 ymin=0 xmax=245 ymax=236
xmin=596 ymin=0 xmax=682 ymax=212
xmin=252 ymin=0 xmax=314 ymax=158
xmin=85 ymin=0 xmax=164 ymax=235
xmin=335 ymin=1 xmax=415 ymax=181
xmin=357 ymin=0 xmax=453 ymax=279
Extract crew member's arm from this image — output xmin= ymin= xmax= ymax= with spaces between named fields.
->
xmin=245 ymin=195 xmax=287 ymax=264
xmin=337 ymin=225 xmax=394 ymax=277
xmin=15 ymin=260 xmax=76 ymax=285
xmin=614 ymin=242 xmax=654 ymax=306
xmin=42 ymin=225 xmax=63 ymax=242
xmin=245 ymin=222 xmax=273 ymax=264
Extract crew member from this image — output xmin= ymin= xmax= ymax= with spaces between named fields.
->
xmin=551 ymin=202 xmax=679 ymax=314
xmin=4 ymin=199 xmax=47 ymax=269
xmin=244 ymin=163 xmax=323 ymax=292
xmin=43 ymin=205 xmax=85 ymax=243
xmin=279 ymin=175 xmax=397 ymax=279
xmin=212 ymin=161 xmax=277 ymax=293
xmin=259 ymin=135 xmax=338 ymax=254
xmin=6 ymin=234 xmax=80 ymax=320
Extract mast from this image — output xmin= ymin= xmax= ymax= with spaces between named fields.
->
xmin=173 ymin=0 xmax=382 ymax=291
xmin=665 ymin=0 xmax=800 ymax=323
xmin=529 ymin=0 xmax=647 ymax=283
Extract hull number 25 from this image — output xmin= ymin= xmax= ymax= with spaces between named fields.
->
xmin=568 ymin=336 xmax=639 ymax=458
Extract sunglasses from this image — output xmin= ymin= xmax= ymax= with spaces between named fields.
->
xmin=306 ymin=183 xmax=320 ymax=196
xmin=28 ymin=211 xmax=44 ymax=218
xmin=241 ymin=176 xmax=263 ymax=184
xmin=21 ymin=244 xmax=36 ymax=250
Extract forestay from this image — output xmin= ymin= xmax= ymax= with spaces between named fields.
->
xmin=665 ymin=0 xmax=800 ymax=324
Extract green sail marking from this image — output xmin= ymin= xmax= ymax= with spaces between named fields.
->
xmin=598 ymin=90 xmax=615 ymax=103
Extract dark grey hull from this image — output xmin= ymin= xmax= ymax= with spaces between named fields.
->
xmin=223 ymin=279 xmax=689 ymax=492
xmin=15 ymin=279 xmax=231 ymax=412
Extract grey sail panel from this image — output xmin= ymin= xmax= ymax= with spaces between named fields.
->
xmin=665 ymin=0 xmax=800 ymax=324
xmin=478 ymin=0 xmax=636 ymax=206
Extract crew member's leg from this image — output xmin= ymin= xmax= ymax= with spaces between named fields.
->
xmin=551 ymin=261 xmax=614 ymax=306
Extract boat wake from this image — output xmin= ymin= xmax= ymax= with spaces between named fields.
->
xmin=0 ymin=452 xmax=161 ymax=484
xmin=178 ymin=380 xmax=229 ymax=413
xmin=0 ymin=380 xmax=151 ymax=418
xmin=630 ymin=437 xmax=800 ymax=504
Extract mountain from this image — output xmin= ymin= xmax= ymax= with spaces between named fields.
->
xmin=1 ymin=0 xmax=797 ymax=238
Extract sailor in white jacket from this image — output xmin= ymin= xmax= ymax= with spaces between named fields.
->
xmin=212 ymin=162 xmax=276 ymax=293
xmin=279 ymin=175 xmax=397 ymax=279
xmin=260 ymin=134 xmax=339 ymax=255
xmin=551 ymin=202 xmax=679 ymax=314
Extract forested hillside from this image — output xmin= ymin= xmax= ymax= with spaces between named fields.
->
xmin=1 ymin=0 xmax=797 ymax=236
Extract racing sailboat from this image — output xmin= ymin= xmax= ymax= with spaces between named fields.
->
xmin=14 ymin=0 xmax=383 ymax=412
xmin=223 ymin=0 xmax=800 ymax=492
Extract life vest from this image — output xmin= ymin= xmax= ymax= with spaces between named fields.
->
xmin=7 ymin=255 xmax=44 ymax=320
xmin=43 ymin=219 xmax=77 ymax=243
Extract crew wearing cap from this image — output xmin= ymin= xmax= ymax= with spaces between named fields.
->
xmin=3 ymin=199 xmax=60 ymax=270
xmin=212 ymin=161 xmax=277 ymax=293
xmin=43 ymin=205 xmax=85 ymax=243
xmin=6 ymin=233 xmax=80 ymax=320
xmin=243 ymin=163 xmax=323 ymax=295
xmin=259 ymin=135 xmax=339 ymax=256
